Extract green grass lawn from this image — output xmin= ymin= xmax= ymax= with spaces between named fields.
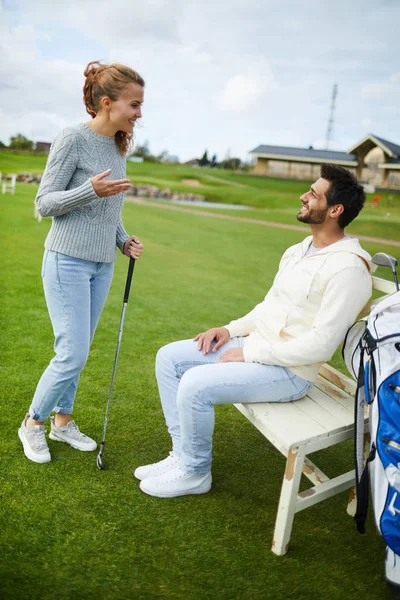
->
xmin=1 ymin=151 xmax=399 ymax=242
xmin=1 ymin=183 xmax=398 ymax=600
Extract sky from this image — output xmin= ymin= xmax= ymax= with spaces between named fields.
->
xmin=1 ymin=0 xmax=399 ymax=162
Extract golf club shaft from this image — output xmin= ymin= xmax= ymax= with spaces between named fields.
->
xmin=99 ymin=257 xmax=135 ymax=448
xmin=99 ymin=301 xmax=129 ymax=446
xmin=393 ymin=270 xmax=399 ymax=291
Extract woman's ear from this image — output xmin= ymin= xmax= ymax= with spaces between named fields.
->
xmin=99 ymin=96 xmax=112 ymax=111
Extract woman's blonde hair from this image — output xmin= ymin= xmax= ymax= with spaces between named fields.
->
xmin=83 ymin=61 xmax=145 ymax=155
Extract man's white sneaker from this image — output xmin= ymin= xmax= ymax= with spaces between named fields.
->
xmin=49 ymin=417 xmax=97 ymax=451
xmin=139 ymin=466 xmax=212 ymax=498
xmin=386 ymin=548 xmax=400 ymax=599
xmin=18 ymin=413 xmax=51 ymax=464
xmin=134 ymin=452 xmax=180 ymax=481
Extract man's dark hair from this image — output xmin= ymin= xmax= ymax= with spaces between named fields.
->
xmin=320 ymin=164 xmax=366 ymax=229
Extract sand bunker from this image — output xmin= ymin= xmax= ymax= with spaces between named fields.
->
xmin=181 ymin=179 xmax=202 ymax=187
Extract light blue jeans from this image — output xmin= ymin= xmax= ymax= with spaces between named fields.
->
xmin=155 ymin=338 xmax=313 ymax=474
xmin=29 ymin=250 xmax=114 ymax=421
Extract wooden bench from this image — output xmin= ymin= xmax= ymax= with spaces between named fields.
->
xmin=234 ymin=274 xmax=397 ymax=556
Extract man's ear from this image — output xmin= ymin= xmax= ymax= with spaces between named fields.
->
xmin=329 ymin=204 xmax=344 ymax=219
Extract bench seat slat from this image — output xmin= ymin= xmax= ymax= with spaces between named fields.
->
xmin=289 ymin=395 xmax=345 ymax=431
xmin=306 ymin=385 xmax=354 ymax=423
xmin=313 ymin=377 xmax=354 ymax=411
xmin=235 ymin=374 xmax=369 ymax=451
xmin=235 ymin=401 xmax=344 ymax=452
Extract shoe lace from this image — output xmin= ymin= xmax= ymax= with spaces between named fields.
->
xmin=157 ymin=452 xmax=178 ymax=467
xmin=162 ymin=467 xmax=185 ymax=483
xmin=32 ymin=428 xmax=48 ymax=451
xmin=66 ymin=421 xmax=86 ymax=440
xmin=147 ymin=452 xmax=178 ymax=475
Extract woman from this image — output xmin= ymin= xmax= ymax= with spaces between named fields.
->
xmin=19 ymin=61 xmax=145 ymax=463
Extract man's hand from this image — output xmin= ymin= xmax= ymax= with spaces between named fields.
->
xmin=219 ymin=348 xmax=245 ymax=363
xmin=123 ymin=236 xmax=144 ymax=259
xmin=91 ymin=170 xmax=131 ymax=197
xmin=194 ymin=327 xmax=230 ymax=355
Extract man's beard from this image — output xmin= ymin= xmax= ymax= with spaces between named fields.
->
xmin=297 ymin=206 xmax=329 ymax=224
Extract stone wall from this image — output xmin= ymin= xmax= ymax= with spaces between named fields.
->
xmin=13 ymin=174 xmax=206 ymax=202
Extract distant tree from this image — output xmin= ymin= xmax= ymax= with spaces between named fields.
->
xmin=210 ymin=153 xmax=218 ymax=167
xmin=223 ymin=148 xmax=231 ymax=161
xmin=0 ymin=140 xmax=6 ymax=148
xmin=199 ymin=150 xmax=209 ymax=167
xmin=241 ymin=161 xmax=252 ymax=173
xmin=131 ymin=139 xmax=168 ymax=162
xmin=9 ymin=134 xmax=34 ymax=150
xmin=219 ymin=157 xmax=241 ymax=170
xmin=132 ymin=138 xmax=150 ymax=158
xmin=157 ymin=149 xmax=169 ymax=162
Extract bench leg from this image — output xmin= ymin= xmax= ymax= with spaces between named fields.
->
xmin=272 ymin=446 xmax=306 ymax=556
xmin=346 ymin=486 xmax=356 ymax=517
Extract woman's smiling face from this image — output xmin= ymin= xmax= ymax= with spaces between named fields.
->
xmin=106 ymin=82 xmax=144 ymax=133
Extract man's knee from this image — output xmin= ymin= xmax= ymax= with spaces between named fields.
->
xmin=177 ymin=368 xmax=210 ymax=411
xmin=155 ymin=340 xmax=191 ymax=374
xmin=155 ymin=342 xmax=175 ymax=372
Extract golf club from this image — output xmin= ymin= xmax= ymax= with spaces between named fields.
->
xmin=97 ymin=256 xmax=136 ymax=470
xmin=371 ymin=252 xmax=399 ymax=291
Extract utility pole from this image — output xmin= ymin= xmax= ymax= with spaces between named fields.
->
xmin=325 ymin=84 xmax=338 ymax=150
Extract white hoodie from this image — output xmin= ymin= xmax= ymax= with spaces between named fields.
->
xmin=224 ymin=236 xmax=375 ymax=382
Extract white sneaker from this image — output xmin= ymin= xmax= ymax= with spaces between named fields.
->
xmin=139 ymin=466 xmax=212 ymax=498
xmin=49 ymin=417 xmax=97 ymax=451
xmin=134 ymin=452 xmax=180 ymax=481
xmin=18 ymin=413 xmax=51 ymax=464
xmin=386 ymin=548 xmax=400 ymax=599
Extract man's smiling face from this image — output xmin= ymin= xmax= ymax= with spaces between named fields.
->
xmin=297 ymin=177 xmax=331 ymax=224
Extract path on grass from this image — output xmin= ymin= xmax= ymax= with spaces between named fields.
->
xmin=127 ymin=197 xmax=400 ymax=248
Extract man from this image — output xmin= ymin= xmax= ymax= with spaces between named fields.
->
xmin=135 ymin=164 xmax=374 ymax=498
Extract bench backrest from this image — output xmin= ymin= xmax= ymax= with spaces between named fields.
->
xmin=319 ymin=274 xmax=398 ymax=395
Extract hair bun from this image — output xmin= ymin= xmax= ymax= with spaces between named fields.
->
xmin=83 ymin=60 xmax=104 ymax=79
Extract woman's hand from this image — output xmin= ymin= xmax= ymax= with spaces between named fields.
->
xmin=91 ymin=170 xmax=131 ymax=197
xmin=194 ymin=327 xmax=230 ymax=355
xmin=123 ymin=236 xmax=144 ymax=259
xmin=219 ymin=348 xmax=245 ymax=363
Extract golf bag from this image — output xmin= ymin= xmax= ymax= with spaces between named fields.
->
xmin=343 ymin=290 xmax=400 ymax=562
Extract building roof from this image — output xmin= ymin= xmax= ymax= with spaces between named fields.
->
xmin=371 ymin=135 xmax=400 ymax=157
xmin=250 ymin=144 xmax=356 ymax=164
xmin=348 ymin=134 xmax=400 ymax=159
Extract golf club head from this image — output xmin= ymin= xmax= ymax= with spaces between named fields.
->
xmin=97 ymin=442 xmax=105 ymax=470
xmin=372 ymin=252 xmax=398 ymax=269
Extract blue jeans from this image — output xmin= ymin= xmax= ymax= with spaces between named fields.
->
xmin=29 ymin=250 xmax=114 ymax=421
xmin=155 ymin=338 xmax=313 ymax=474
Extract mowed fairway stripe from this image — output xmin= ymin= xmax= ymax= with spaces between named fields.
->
xmin=127 ymin=197 xmax=400 ymax=247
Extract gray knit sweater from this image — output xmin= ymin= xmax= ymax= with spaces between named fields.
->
xmin=35 ymin=123 xmax=130 ymax=263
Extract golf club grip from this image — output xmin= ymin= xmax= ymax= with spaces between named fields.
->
xmin=124 ymin=257 xmax=135 ymax=303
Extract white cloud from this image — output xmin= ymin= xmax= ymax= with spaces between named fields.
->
xmin=15 ymin=0 xmax=184 ymax=44
xmin=178 ymin=46 xmax=211 ymax=65
xmin=361 ymin=118 xmax=373 ymax=130
xmin=218 ymin=62 xmax=276 ymax=113
xmin=1 ymin=0 xmax=400 ymax=160
xmin=361 ymin=74 xmax=400 ymax=101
